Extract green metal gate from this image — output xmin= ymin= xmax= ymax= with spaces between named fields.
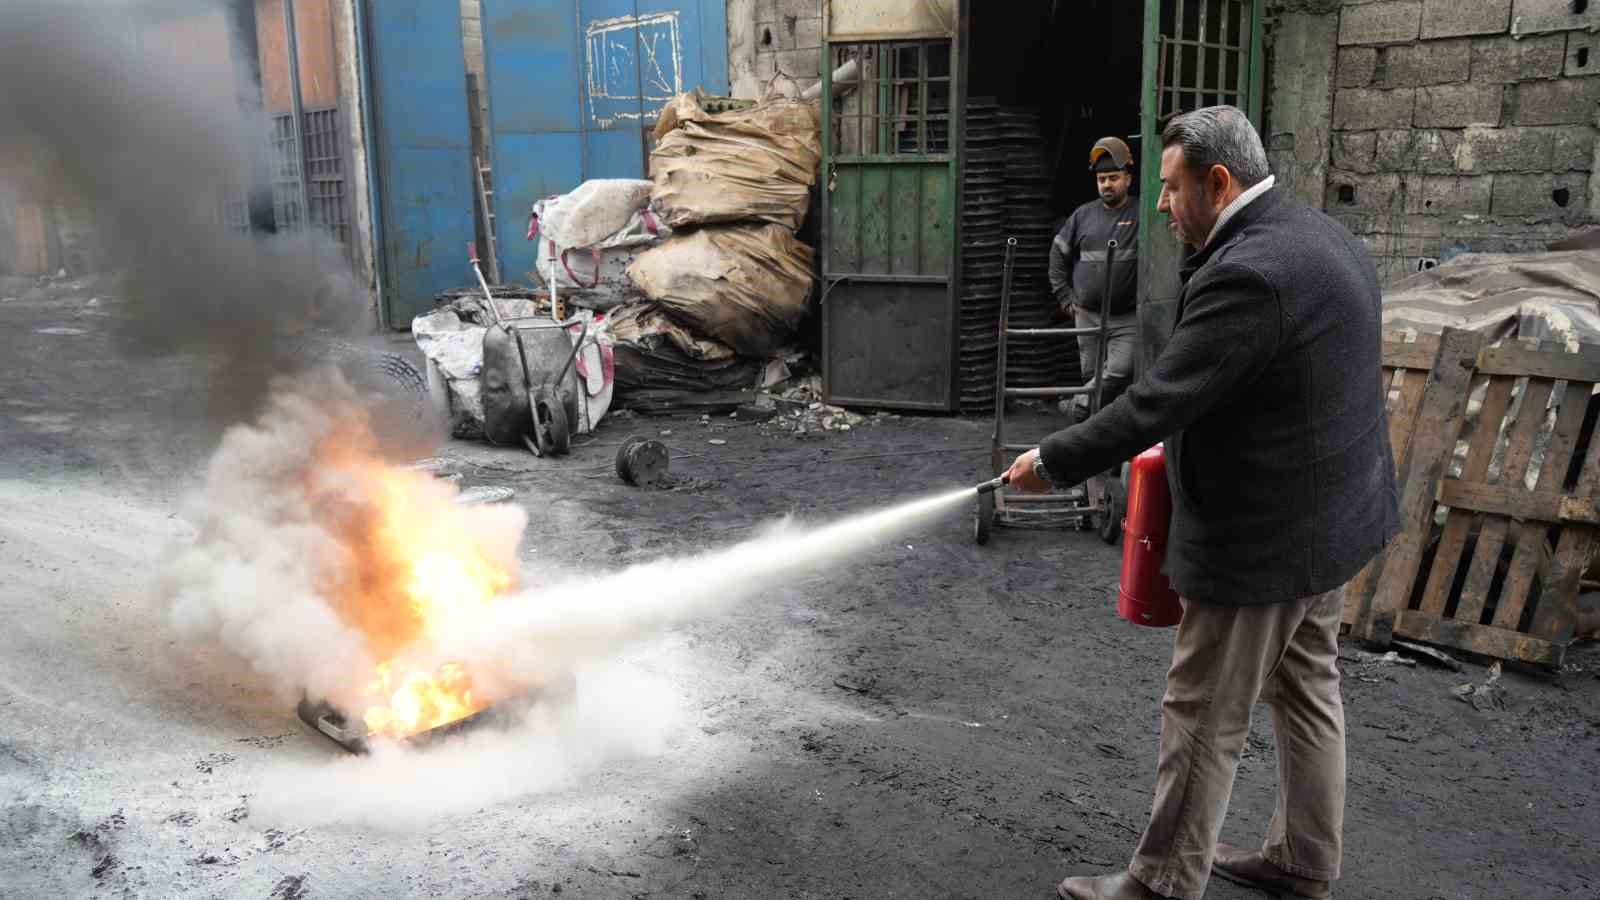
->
xmin=1137 ymin=0 xmax=1265 ymax=373
xmin=821 ymin=7 xmax=962 ymax=410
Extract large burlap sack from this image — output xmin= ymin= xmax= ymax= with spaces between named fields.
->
xmin=625 ymin=223 xmax=816 ymax=357
xmin=649 ymin=93 xmax=821 ymax=231
xmin=529 ymin=179 xmax=654 ymax=249
xmin=528 ymin=180 xmax=669 ymax=306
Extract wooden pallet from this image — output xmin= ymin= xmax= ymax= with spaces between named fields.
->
xmin=1345 ymin=327 xmax=1600 ymax=667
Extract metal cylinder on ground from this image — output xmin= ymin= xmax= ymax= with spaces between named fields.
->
xmin=616 ymin=436 xmax=671 ymax=487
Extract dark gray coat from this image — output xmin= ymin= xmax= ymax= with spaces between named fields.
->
xmin=1040 ymin=188 xmax=1400 ymax=605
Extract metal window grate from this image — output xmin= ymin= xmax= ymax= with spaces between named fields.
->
xmin=270 ymin=112 xmax=304 ymax=232
xmin=828 ymin=40 xmax=952 ymax=158
xmin=1156 ymin=0 xmax=1253 ymax=123
xmin=218 ymin=184 xmax=251 ymax=234
xmin=302 ymin=108 xmax=351 ymax=249
xmin=269 ymin=108 xmax=350 ymax=251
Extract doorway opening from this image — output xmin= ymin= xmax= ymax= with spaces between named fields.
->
xmin=957 ymin=1 xmax=1145 ymax=411
xmin=968 ymin=1 xmax=1145 ymax=220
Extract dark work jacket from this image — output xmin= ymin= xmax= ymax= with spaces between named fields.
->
xmin=1048 ymin=199 xmax=1140 ymax=317
xmin=1040 ymin=188 xmax=1401 ymax=605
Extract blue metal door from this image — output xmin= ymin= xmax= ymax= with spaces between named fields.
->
xmin=364 ymin=0 xmax=478 ymax=327
xmin=481 ymin=0 xmax=728 ymax=285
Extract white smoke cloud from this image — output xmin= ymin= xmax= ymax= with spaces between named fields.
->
xmin=160 ymin=369 xmax=528 ymax=708
xmin=251 ymin=660 xmax=682 ymax=831
xmin=163 ymin=372 xmax=972 ymax=828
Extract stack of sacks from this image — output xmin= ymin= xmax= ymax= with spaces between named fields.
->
xmin=619 ymin=92 xmax=821 ymax=363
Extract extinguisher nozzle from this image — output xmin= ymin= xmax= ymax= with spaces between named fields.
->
xmin=976 ymin=475 xmax=1009 ymax=495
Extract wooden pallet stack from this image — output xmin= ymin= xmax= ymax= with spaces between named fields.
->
xmin=1344 ymin=327 xmax=1600 ymax=668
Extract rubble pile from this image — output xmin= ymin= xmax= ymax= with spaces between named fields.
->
xmin=761 ymin=376 xmax=899 ymax=435
xmin=414 ymin=90 xmax=829 ymax=437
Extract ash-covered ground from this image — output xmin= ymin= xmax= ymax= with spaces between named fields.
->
xmin=1 ymin=282 xmax=1597 ymax=899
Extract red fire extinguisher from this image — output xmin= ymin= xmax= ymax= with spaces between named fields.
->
xmin=1118 ymin=444 xmax=1184 ymax=628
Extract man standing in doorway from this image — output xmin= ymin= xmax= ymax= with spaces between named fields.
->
xmin=1007 ymin=106 xmax=1400 ymax=900
xmin=1049 ymin=136 xmax=1140 ymax=423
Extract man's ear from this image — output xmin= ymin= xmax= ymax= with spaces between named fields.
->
xmin=1207 ymin=164 xmax=1232 ymax=205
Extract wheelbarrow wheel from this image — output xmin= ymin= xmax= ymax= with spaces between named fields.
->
xmin=531 ymin=387 xmax=571 ymax=457
xmin=974 ymin=490 xmax=995 ymax=545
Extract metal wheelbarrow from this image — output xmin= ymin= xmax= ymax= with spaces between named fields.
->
xmin=471 ymin=243 xmax=587 ymax=456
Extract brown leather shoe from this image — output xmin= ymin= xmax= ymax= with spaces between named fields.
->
xmin=1056 ymin=872 xmax=1169 ymax=900
xmin=1211 ymin=843 xmax=1332 ymax=899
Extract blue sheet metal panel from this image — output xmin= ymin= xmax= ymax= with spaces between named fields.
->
xmin=581 ymin=0 xmax=645 ymax=128
xmin=484 ymin=2 xmax=583 ymax=133
xmin=583 ymin=129 xmax=647 ymax=181
xmin=495 ymin=132 xmax=584 ymax=282
xmin=482 ymin=0 xmax=582 ymax=285
xmin=483 ymin=1 xmax=731 ymax=286
xmin=366 ymin=0 xmax=477 ymax=326
xmin=636 ymin=0 xmax=728 ymax=101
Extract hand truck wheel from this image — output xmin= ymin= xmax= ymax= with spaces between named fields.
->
xmin=1098 ymin=481 xmax=1122 ymax=545
xmin=974 ymin=489 xmax=995 ymax=545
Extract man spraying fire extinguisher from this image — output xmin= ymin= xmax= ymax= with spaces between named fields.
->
xmin=1006 ymin=106 xmax=1400 ymax=900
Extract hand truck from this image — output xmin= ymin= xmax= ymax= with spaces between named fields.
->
xmin=975 ymin=236 xmax=1125 ymax=545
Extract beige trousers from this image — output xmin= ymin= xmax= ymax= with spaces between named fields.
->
xmin=1128 ymin=589 xmax=1346 ymax=900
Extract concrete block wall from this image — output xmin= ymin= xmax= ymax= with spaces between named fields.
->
xmin=729 ymin=0 xmax=823 ymax=99
xmin=1270 ymin=0 xmax=1600 ymax=283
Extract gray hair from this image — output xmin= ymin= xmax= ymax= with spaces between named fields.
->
xmin=1161 ymin=105 xmax=1270 ymax=189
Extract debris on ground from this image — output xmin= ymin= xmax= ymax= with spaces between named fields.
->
xmin=1339 ymin=648 xmax=1417 ymax=678
xmin=766 ymin=402 xmax=895 ymax=435
xmin=1453 ymin=662 xmax=1507 ymax=711
xmin=733 ymin=401 xmax=778 ymax=423
xmin=1392 ymin=638 xmax=1465 ymax=671
xmin=1352 ymin=649 xmax=1415 ymax=667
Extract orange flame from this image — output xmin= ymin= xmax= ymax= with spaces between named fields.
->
xmin=316 ymin=438 xmax=517 ymax=741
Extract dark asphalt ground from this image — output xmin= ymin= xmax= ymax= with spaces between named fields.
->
xmin=1 ymin=279 xmax=1596 ymax=899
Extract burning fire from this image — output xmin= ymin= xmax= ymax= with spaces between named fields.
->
xmin=318 ymin=441 xmax=519 ymax=741
xmin=363 ymin=661 xmax=480 ymax=740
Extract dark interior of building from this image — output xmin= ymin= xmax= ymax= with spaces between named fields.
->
xmin=967 ymin=0 xmax=1146 ymax=219
xmin=952 ymin=0 xmax=1146 ymax=409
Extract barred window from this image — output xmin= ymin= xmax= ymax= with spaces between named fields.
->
xmin=828 ymin=40 xmax=952 ymax=158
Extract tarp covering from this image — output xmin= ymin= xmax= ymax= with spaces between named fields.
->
xmin=606 ymin=302 xmax=735 ymax=361
xmin=649 ymin=93 xmax=822 ymax=231
xmin=626 ymin=223 xmax=816 ymax=356
xmin=1381 ymin=250 xmax=1600 ymax=348
xmin=606 ymin=302 xmax=761 ymax=396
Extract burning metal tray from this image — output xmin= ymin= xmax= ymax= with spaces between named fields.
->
xmin=295 ymin=696 xmax=498 ymax=754
xmin=295 ymin=672 xmax=575 ymax=754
